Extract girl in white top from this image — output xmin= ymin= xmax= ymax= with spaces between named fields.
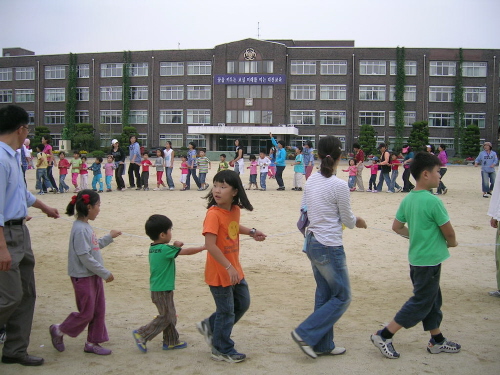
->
xmin=291 ymin=135 xmax=366 ymax=359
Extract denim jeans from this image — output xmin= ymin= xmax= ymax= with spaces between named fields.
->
xmin=59 ymin=174 xmax=69 ymax=193
xmin=394 ymin=264 xmax=443 ymax=331
xmin=481 ymin=170 xmax=496 ymax=193
xmin=206 ymin=279 xmax=250 ymax=355
xmin=390 ymin=170 xmax=401 ymax=191
xmin=165 ymin=167 xmax=174 ymax=188
xmin=437 ymin=168 xmax=447 ymax=194
xmin=36 ymin=168 xmax=52 ymax=191
xmin=347 ymin=176 xmax=356 ymax=189
xmin=260 ymin=172 xmax=267 ymax=189
xmin=377 ymin=171 xmax=392 ymax=192
xmin=187 ymin=168 xmax=200 ymax=189
xmin=92 ymin=174 xmax=103 ymax=191
xmin=295 ymin=233 xmax=351 ymax=353
xmin=199 ymin=172 xmax=207 ymax=186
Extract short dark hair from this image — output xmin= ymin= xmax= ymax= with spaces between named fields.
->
xmin=410 ymin=152 xmax=441 ymax=180
xmin=142 ymin=151 xmax=148 ymax=156
xmin=96 ymin=156 xmax=103 ymax=163
xmin=0 ymin=105 xmax=29 ymax=135
xmin=304 ymin=141 xmax=313 ymax=148
xmin=145 ymin=214 xmax=173 ymax=241
xmin=278 ymin=140 xmax=286 ymax=148
xmin=220 ymin=153 xmax=226 ymax=158
xmin=36 ymin=144 xmax=44 ymax=152
xmin=249 ymin=154 xmax=256 ymax=160
xmin=205 ymin=170 xmax=253 ymax=211
xmin=189 ymin=141 xmax=197 ymax=149
xmin=296 ymin=145 xmax=303 ymax=152
xmin=352 ymin=143 xmax=360 ymax=150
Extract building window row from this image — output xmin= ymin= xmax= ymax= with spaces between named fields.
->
xmin=0 ymin=66 xmax=35 ymax=81
xmin=160 ymin=61 xmax=212 ymax=76
xmin=226 ymin=85 xmax=273 ymax=99
xmin=159 ymin=109 xmax=211 ymax=124
xmin=226 ymin=110 xmax=273 ymax=124
xmin=158 ymin=133 xmax=206 ymax=148
xmin=429 ymin=86 xmax=486 ymax=103
xmin=227 ymin=61 xmax=274 ymax=74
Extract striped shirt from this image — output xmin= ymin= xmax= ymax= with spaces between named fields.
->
xmin=301 ymin=171 xmax=356 ymax=246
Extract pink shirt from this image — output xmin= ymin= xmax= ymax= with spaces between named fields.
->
xmin=80 ymin=163 xmax=88 ymax=175
xmin=248 ymin=161 xmax=258 ymax=175
xmin=366 ymin=164 xmax=379 ymax=175
xmin=438 ymin=150 xmax=448 ymax=167
xmin=180 ymin=161 xmax=189 ymax=175
xmin=342 ymin=165 xmax=357 ymax=176
xmin=104 ymin=162 xmax=115 ymax=176
xmin=58 ymin=158 xmax=70 ymax=175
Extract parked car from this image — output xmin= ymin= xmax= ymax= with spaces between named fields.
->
xmin=148 ymin=146 xmax=166 ymax=157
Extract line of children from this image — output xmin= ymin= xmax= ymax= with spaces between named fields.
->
xmin=247 ymin=154 xmax=258 ymax=190
xmin=103 ymin=155 xmax=116 ymax=192
xmin=88 ymin=157 xmax=104 ymax=193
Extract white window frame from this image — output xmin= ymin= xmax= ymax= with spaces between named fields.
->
xmin=160 ymin=62 xmax=184 ymax=76
xmin=359 ymin=85 xmax=386 ymax=101
xmin=100 ymin=86 xmax=122 ymax=101
xmin=187 ymin=109 xmax=211 ymax=124
xmin=464 ymin=113 xmax=486 ymax=128
xmin=186 ymin=134 xmax=206 ymax=148
xmin=320 ymin=85 xmax=346 ymax=100
xmin=130 ymin=86 xmax=149 ymax=100
xmin=320 ymin=110 xmax=346 ymax=125
xmin=0 ymin=89 xmax=12 ymax=103
xmin=159 ymin=133 xmax=183 ymax=148
xmin=359 ymin=111 xmax=385 ymax=126
xmin=429 ymin=86 xmax=454 ymax=102
xmin=388 ymin=111 xmax=416 ymax=127
xmin=389 ymin=61 xmax=417 ymax=76
xmin=464 ymin=87 xmax=486 ymax=103
xmin=291 ymin=60 xmax=316 ymax=75
xmin=100 ymin=110 xmax=122 ymax=124
xmin=290 ymin=135 xmax=316 ymax=148
xmin=360 ymin=60 xmax=386 ymax=75
xmin=428 ymin=112 xmax=455 ymax=127
xmin=429 ymin=61 xmax=456 ymax=76
xmin=226 ymin=110 xmax=272 ymax=124
xmin=462 ymin=62 xmax=487 ymax=77
xmin=137 ymin=133 xmax=148 ymax=148
xmin=45 ymin=65 xmax=66 ymax=79
xmin=44 ymin=88 xmax=65 ymax=102
xmin=129 ymin=110 xmax=148 ymax=124
xmin=76 ymin=87 xmax=89 ymax=101
xmin=129 ymin=62 xmax=148 ymax=77
xmin=15 ymin=88 xmax=35 ymax=103
xmin=320 ymin=60 xmax=347 ymax=75
xmin=15 ymin=67 xmax=35 ymax=80
xmin=187 ymin=85 xmax=211 ymax=100
xmin=160 ymin=85 xmax=184 ymax=100
xmin=44 ymin=111 xmax=65 ymax=125
xmin=389 ymin=85 xmax=417 ymax=101
xmin=290 ymin=110 xmax=315 ymax=125
xmin=160 ymin=110 xmax=183 ymax=124
xmin=101 ymin=63 xmax=123 ymax=78
xmin=77 ymin=64 xmax=90 ymax=78
xmin=290 ymin=85 xmax=316 ymax=100
xmin=0 ymin=68 xmax=12 ymax=81
xmin=75 ymin=110 xmax=89 ymax=123
xmin=429 ymin=137 xmax=455 ymax=150
xmin=187 ymin=61 xmax=211 ymax=75
xmin=27 ymin=111 xmax=35 ymax=125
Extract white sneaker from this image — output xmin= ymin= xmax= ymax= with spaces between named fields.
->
xmin=153 ymin=188 xmax=160 ymax=191
xmin=291 ymin=330 xmax=317 ymax=359
xmin=169 ymin=187 xmax=174 ymax=191
xmin=370 ymin=332 xmax=400 ymax=359
xmin=488 ymin=290 xmax=500 ymax=297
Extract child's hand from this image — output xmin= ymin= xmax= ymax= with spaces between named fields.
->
xmin=227 ymin=266 xmax=240 ymax=285
xmin=173 ymin=240 xmax=184 ymax=248
xmin=355 ymin=217 xmax=367 ymax=229
xmin=110 ymin=230 xmax=122 ymax=238
xmin=253 ymin=230 xmax=267 ymax=241
xmin=105 ymin=274 xmax=114 ymax=283
xmin=447 ymin=240 xmax=459 ymax=247
xmin=491 ymin=218 xmax=498 ymax=228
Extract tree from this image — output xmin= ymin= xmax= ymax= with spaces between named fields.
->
xmin=72 ymin=123 xmax=96 ymax=151
xmin=122 ymin=50 xmax=131 ymax=128
xmin=407 ymin=121 xmax=429 ymax=152
xmin=120 ymin=126 xmax=137 ymax=154
xmin=394 ymin=46 xmax=406 ymax=151
xmin=33 ymin=126 xmax=51 ymax=147
xmin=64 ymin=52 xmax=78 ymax=140
xmin=358 ymin=124 xmax=377 ymax=156
xmin=454 ymin=48 xmax=465 ymax=156
xmin=462 ymin=124 xmax=480 ymax=158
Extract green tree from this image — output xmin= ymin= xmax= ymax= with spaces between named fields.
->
xmin=394 ymin=46 xmax=406 ymax=151
xmin=358 ymin=124 xmax=377 ymax=156
xmin=64 ymin=52 xmax=78 ymax=140
xmin=407 ymin=121 xmax=429 ymax=152
xmin=120 ymin=126 xmax=137 ymax=154
xmin=462 ymin=124 xmax=481 ymax=158
xmin=454 ymin=48 xmax=465 ymax=156
xmin=33 ymin=126 xmax=51 ymax=147
xmin=72 ymin=123 xmax=96 ymax=151
xmin=122 ymin=50 xmax=131 ymax=128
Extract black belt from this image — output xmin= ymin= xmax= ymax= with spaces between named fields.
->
xmin=4 ymin=219 xmax=25 ymax=226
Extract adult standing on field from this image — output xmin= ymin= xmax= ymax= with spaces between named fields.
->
xmin=110 ymin=139 xmax=126 ymax=191
xmin=0 ymin=105 xmax=59 ymax=367
xmin=475 ymin=142 xmax=498 ymax=198
xmin=353 ymin=143 xmax=365 ymax=192
xmin=128 ymin=135 xmax=142 ymax=190
xmin=164 ymin=141 xmax=175 ymax=190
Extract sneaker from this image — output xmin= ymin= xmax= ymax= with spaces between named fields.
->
xmin=169 ymin=187 xmax=175 ymax=191
xmin=163 ymin=341 xmax=187 ymax=350
xmin=291 ymin=187 xmax=297 ymax=191
xmin=396 ymin=187 xmax=402 ymax=193
xmin=132 ymin=330 xmax=147 ymax=353
xmin=370 ymin=331 xmax=400 ymax=359
xmin=98 ymin=190 xmax=103 ymax=193
xmin=297 ymin=188 xmax=302 ymax=191
xmin=260 ymin=188 xmax=266 ymax=191
xmin=198 ymin=188 xmax=204 ymax=191
xmin=196 ymin=320 xmax=213 ymax=348
xmin=49 ymin=324 xmax=65 ymax=352
xmin=211 ymin=349 xmax=246 ymax=363
xmin=386 ymin=191 xmax=394 ymax=193
xmin=106 ymin=189 xmax=112 ymax=192
xmin=443 ymin=188 xmax=448 ymax=195
xmin=84 ymin=343 xmax=112 ymax=355
xmin=0 ymin=325 xmax=6 ymax=344
xmin=37 ymin=191 xmax=44 ymax=195
xmin=487 ymin=191 xmax=492 ymax=195
xmin=153 ymin=188 xmax=160 ymax=191
xmin=488 ymin=290 xmax=500 ymax=297
xmin=204 ymin=183 xmax=210 ymax=190
xmin=483 ymin=193 xmax=489 ymax=198
xmin=291 ymin=330 xmax=317 ymax=359
xmin=136 ymin=188 xmax=142 ymax=191
xmin=372 ymin=190 xmax=378 ymax=193
xmin=427 ymin=338 xmax=461 ymax=354
xmin=315 ymin=347 xmax=346 ymax=356
xmin=366 ymin=189 xmax=372 ymax=192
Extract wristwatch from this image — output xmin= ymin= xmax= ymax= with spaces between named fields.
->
xmin=249 ymin=228 xmax=257 ymax=237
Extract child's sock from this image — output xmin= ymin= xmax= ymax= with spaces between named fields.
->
xmin=431 ymin=333 xmax=445 ymax=344
xmin=380 ymin=327 xmax=394 ymax=340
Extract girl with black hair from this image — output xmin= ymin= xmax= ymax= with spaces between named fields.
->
xmin=196 ymin=170 xmax=266 ymax=363
xmin=49 ymin=190 xmax=121 ymax=356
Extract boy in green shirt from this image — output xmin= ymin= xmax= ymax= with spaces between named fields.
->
xmin=132 ymin=215 xmax=204 ymax=352
xmin=371 ymin=152 xmax=460 ymax=359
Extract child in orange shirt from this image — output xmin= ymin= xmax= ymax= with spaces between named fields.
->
xmin=196 ymin=170 xmax=267 ymax=363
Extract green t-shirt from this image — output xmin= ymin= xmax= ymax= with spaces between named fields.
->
xmin=71 ymin=158 xmax=82 ymax=173
xmin=395 ymin=190 xmax=450 ymax=266
xmin=149 ymin=243 xmax=181 ymax=291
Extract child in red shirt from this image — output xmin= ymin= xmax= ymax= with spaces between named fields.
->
xmin=390 ymin=153 xmax=402 ymax=192
xmin=365 ymin=157 xmax=379 ymax=192
xmin=57 ymin=151 xmax=71 ymax=193
xmin=140 ymin=152 xmax=153 ymax=191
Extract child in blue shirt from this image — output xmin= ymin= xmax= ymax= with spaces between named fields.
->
xmin=88 ymin=156 xmax=104 ymax=193
xmin=292 ymin=146 xmax=304 ymax=191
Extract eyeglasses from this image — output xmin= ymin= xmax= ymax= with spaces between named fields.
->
xmin=19 ymin=125 xmax=29 ymax=131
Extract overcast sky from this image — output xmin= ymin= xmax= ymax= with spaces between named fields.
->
xmin=2 ymin=0 xmax=500 ymax=55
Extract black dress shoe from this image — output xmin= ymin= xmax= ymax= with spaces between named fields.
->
xmin=2 ymin=354 xmax=44 ymax=366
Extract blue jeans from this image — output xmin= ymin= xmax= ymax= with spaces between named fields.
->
xmin=59 ymin=174 xmax=69 ymax=193
xmin=36 ymin=168 xmax=52 ymax=191
xmin=390 ymin=170 xmax=401 ymax=191
xmin=199 ymin=172 xmax=207 ymax=186
xmin=260 ymin=172 xmax=267 ymax=190
xmin=206 ymin=279 xmax=250 ymax=355
xmin=347 ymin=176 xmax=356 ymax=189
xmin=92 ymin=174 xmax=103 ymax=191
xmin=481 ymin=170 xmax=496 ymax=193
xmin=296 ymin=233 xmax=351 ymax=352
xmin=105 ymin=175 xmax=113 ymax=190
xmin=394 ymin=264 xmax=443 ymax=331
xmin=377 ymin=171 xmax=392 ymax=192
xmin=165 ymin=167 xmax=174 ymax=188
xmin=437 ymin=168 xmax=447 ymax=194
xmin=187 ymin=168 xmax=200 ymax=189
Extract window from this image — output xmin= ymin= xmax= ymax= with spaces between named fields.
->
xmin=291 ymin=60 xmax=316 ymax=75
xmin=0 ymin=89 xmax=12 ymax=103
xmin=160 ymin=85 xmax=184 ymax=100
xmin=389 ymin=111 xmax=416 ymax=126
xmin=320 ymin=60 xmax=347 ymax=75
xmin=359 ymin=111 xmax=385 ymax=126
xmin=462 ymin=62 xmax=487 ymax=77
xmin=45 ymin=65 xmax=65 ymax=79
xmin=389 ymin=85 xmax=416 ymax=101
xmin=290 ymin=135 xmax=316 ymax=148
xmin=15 ymin=89 xmax=35 ymax=102
xmin=464 ymin=87 xmax=486 ymax=103
xmin=100 ymin=86 xmax=122 ymax=101
xmin=429 ymin=61 xmax=456 ymax=76
xmin=320 ymin=85 xmax=346 ymax=100
xmin=187 ymin=109 xmax=210 ymax=124
xmin=77 ymin=64 xmax=89 ymax=78
xmin=101 ymin=63 xmax=123 ymax=77
xmin=44 ymin=111 xmax=65 ymax=125
xmin=75 ymin=110 xmax=89 ymax=123
xmin=320 ymin=111 xmax=346 ymax=125
xmin=159 ymin=133 xmax=183 ymax=148
xmin=187 ymin=61 xmax=211 ymax=75
xmin=360 ymin=60 xmax=386 ymax=75
xmin=428 ymin=112 xmax=454 ymax=127
xmin=186 ymin=134 xmax=206 ymax=148
xmin=464 ymin=113 xmax=486 ymax=128
xmin=27 ymin=111 xmax=35 ymax=125
xmin=226 ymin=85 xmax=273 ymax=99
xmin=129 ymin=110 xmax=148 ymax=124
xmin=290 ymin=110 xmax=315 ymax=125
xmin=15 ymin=67 xmax=35 ymax=80
xmin=187 ymin=85 xmax=211 ymax=100
xmin=226 ymin=110 xmax=272 ymax=124
xmin=160 ymin=110 xmax=183 ymax=124
xmin=359 ymin=85 xmax=386 ymax=101
xmin=130 ymin=86 xmax=148 ymax=100
xmin=76 ymin=87 xmax=89 ymax=101
xmin=160 ymin=62 xmax=184 ymax=76
xmin=0 ymin=68 xmax=12 ymax=81
xmin=429 ymin=137 xmax=455 ymax=150
xmin=100 ymin=110 xmax=122 ymax=124
xmin=137 ymin=133 xmax=148 ymax=148
xmin=389 ymin=61 xmax=417 ymax=75
xmin=229 ymin=61 xmax=274 ymax=74
xmin=290 ymin=85 xmax=316 ymax=100
xmin=45 ymin=88 xmax=65 ymax=102
xmin=129 ymin=62 xmax=148 ymax=76
xmin=429 ymin=86 xmax=454 ymax=102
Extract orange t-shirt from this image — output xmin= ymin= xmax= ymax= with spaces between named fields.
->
xmin=202 ymin=205 xmax=244 ymax=287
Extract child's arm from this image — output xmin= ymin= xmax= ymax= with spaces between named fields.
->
xmin=172 ymin=240 xmax=205 ymax=255
xmin=239 ymin=225 xmax=267 ymax=241
xmin=205 ymin=233 xmax=240 ymax=285
xmin=97 ymin=230 xmax=122 ymax=249
xmin=392 ymin=219 xmax=409 ymax=238
xmin=439 ymin=221 xmax=458 ymax=247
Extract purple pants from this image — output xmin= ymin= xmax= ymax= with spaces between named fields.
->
xmin=59 ymin=275 xmax=108 ymax=344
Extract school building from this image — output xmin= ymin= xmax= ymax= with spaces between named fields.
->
xmin=0 ymin=39 xmax=499 ymax=153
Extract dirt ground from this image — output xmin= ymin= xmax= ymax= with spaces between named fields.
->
xmin=3 ymin=163 xmax=499 ymax=375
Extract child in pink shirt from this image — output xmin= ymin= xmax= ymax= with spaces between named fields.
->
xmin=103 ymin=155 xmax=116 ymax=192
xmin=365 ymin=157 xmax=379 ymax=192
xmin=180 ymin=156 xmax=189 ymax=191
xmin=80 ymin=156 xmax=88 ymax=190
xmin=342 ymin=159 xmax=358 ymax=191
xmin=246 ymin=154 xmax=258 ymax=190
